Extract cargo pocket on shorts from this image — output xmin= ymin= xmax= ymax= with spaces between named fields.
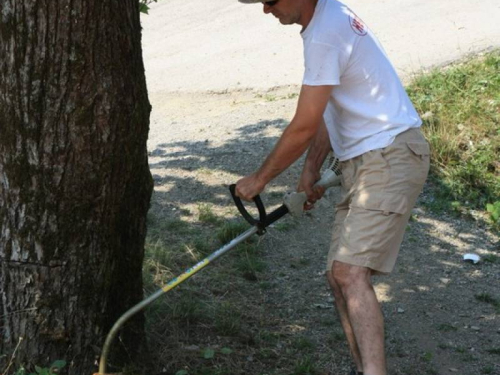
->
xmin=350 ymin=191 xmax=408 ymax=216
xmin=406 ymin=141 xmax=430 ymax=185
xmin=340 ymin=192 xmax=410 ymax=271
xmin=406 ymin=141 xmax=430 ymax=159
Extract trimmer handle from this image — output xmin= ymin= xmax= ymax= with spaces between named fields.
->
xmin=229 ymin=184 xmax=289 ymax=234
xmin=229 ymin=184 xmax=267 ymax=227
xmin=284 ymin=167 xmax=342 ymax=217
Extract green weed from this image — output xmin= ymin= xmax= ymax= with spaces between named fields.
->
xmin=483 ymin=254 xmax=499 ymax=263
xmin=292 ymin=355 xmax=317 ymax=375
xmin=328 ymin=330 xmax=345 ymax=344
xmin=292 ymin=337 xmax=315 ymax=351
xmin=274 ymin=220 xmax=297 ymax=232
xmin=217 ymin=221 xmax=249 ymax=244
xmin=486 ymin=347 xmax=500 ymax=355
xmin=198 ymin=204 xmax=221 ymax=225
xmin=258 ymin=348 xmax=276 ymax=359
xmin=144 ymin=240 xmax=174 ymax=268
xmin=193 ymin=368 xmax=230 ymax=375
xmin=460 ymin=353 xmax=477 ymax=362
xmin=169 ymin=296 xmax=205 ymax=324
xmin=235 ymin=245 xmax=266 ymax=281
xmin=437 ymin=323 xmax=458 ymax=332
xmin=143 ymin=238 xmax=210 ymax=287
xmin=319 ymin=318 xmax=335 ymax=327
xmin=164 ymin=219 xmax=191 ymax=232
xmin=475 ymin=293 xmax=499 ymax=306
xmin=257 ymin=330 xmax=281 ymax=345
xmin=437 ymin=343 xmax=450 ymax=350
xmin=190 ymin=237 xmax=215 ymax=257
xmin=421 ymin=352 xmax=433 ymax=362
xmin=13 ymin=360 xmax=66 ymax=375
xmin=214 ymin=302 xmax=241 ymax=336
xmin=290 ymin=257 xmax=311 ymax=268
xmin=258 ymin=281 xmax=272 ymax=290
xmin=486 ymin=201 xmax=500 ymax=225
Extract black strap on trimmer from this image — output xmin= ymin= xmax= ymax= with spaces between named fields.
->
xmin=229 ymin=184 xmax=289 ymax=235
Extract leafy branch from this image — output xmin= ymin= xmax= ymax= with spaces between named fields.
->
xmin=139 ymin=0 xmax=159 ymax=14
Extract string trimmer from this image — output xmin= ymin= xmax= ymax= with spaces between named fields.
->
xmin=93 ymin=155 xmax=341 ymax=375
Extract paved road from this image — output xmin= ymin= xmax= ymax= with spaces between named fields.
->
xmin=141 ymin=0 xmax=500 ymax=93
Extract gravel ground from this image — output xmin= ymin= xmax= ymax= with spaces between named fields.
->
xmin=145 ymin=88 xmax=499 ymax=375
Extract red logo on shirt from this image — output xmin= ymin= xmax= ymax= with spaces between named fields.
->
xmin=349 ymin=12 xmax=367 ymax=36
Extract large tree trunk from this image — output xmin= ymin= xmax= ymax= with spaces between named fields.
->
xmin=0 ymin=1 xmax=153 ymax=373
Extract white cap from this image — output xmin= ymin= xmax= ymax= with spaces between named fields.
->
xmin=238 ymin=0 xmax=274 ymax=3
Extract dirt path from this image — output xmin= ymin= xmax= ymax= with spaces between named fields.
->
xmin=146 ymin=88 xmax=499 ymax=375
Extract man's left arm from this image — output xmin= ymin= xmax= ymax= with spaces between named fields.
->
xmin=235 ymin=84 xmax=333 ymax=201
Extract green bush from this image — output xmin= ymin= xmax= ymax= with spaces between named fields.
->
xmin=407 ymin=51 xmax=500 ymax=213
xmin=486 ymin=201 xmax=500 ymax=224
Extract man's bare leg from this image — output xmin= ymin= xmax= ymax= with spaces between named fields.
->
xmin=327 ymin=270 xmax=363 ymax=373
xmin=330 ymin=261 xmax=386 ymax=375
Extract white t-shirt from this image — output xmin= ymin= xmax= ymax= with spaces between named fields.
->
xmin=301 ymin=0 xmax=422 ymax=161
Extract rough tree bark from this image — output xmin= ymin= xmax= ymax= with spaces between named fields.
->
xmin=0 ymin=1 xmax=153 ymax=373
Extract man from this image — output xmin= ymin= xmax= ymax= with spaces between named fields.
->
xmin=235 ymin=0 xmax=430 ymax=374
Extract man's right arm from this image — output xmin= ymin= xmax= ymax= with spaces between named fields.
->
xmin=297 ymin=119 xmax=332 ymax=207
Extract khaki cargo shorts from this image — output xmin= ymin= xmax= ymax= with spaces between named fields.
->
xmin=326 ymin=127 xmax=430 ymax=274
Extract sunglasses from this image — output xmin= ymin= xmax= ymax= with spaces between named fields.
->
xmin=263 ymin=0 xmax=279 ymax=6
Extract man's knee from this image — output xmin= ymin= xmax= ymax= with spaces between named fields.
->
xmin=326 ymin=270 xmax=341 ymax=297
xmin=330 ymin=261 xmax=372 ymax=293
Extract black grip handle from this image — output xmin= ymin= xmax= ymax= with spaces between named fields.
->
xmin=229 ymin=184 xmax=267 ymax=227
xmin=263 ymin=204 xmax=289 ymax=227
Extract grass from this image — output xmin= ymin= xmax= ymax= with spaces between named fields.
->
xmin=169 ymin=296 xmax=205 ymax=324
xmin=483 ymin=254 xmax=499 ymax=263
xmin=421 ymin=352 xmax=433 ymax=362
xmin=292 ymin=337 xmax=316 ymax=351
xmin=460 ymin=353 xmax=478 ymax=363
xmin=257 ymin=330 xmax=281 ymax=345
xmin=475 ymin=292 xmax=497 ymax=304
xmin=327 ymin=330 xmax=345 ymax=345
xmin=273 ymin=220 xmax=297 ymax=232
xmin=234 ymin=244 xmax=266 ymax=281
xmin=162 ymin=219 xmax=193 ymax=234
xmin=214 ymin=302 xmax=242 ymax=336
xmin=198 ymin=204 xmax=221 ymax=225
xmin=437 ymin=323 xmax=458 ymax=332
xmin=406 ymin=50 xmax=500 ymax=223
xmin=216 ymin=221 xmax=250 ymax=244
xmin=292 ymin=356 xmax=318 ymax=375
xmin=475 ymin=293 xmax=500 ymax=312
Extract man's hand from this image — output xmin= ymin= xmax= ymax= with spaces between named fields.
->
xmin=235 ymin=172 xmax=267 ymax=201
xmin=297 ymin=167 xmax=326 ymax=210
